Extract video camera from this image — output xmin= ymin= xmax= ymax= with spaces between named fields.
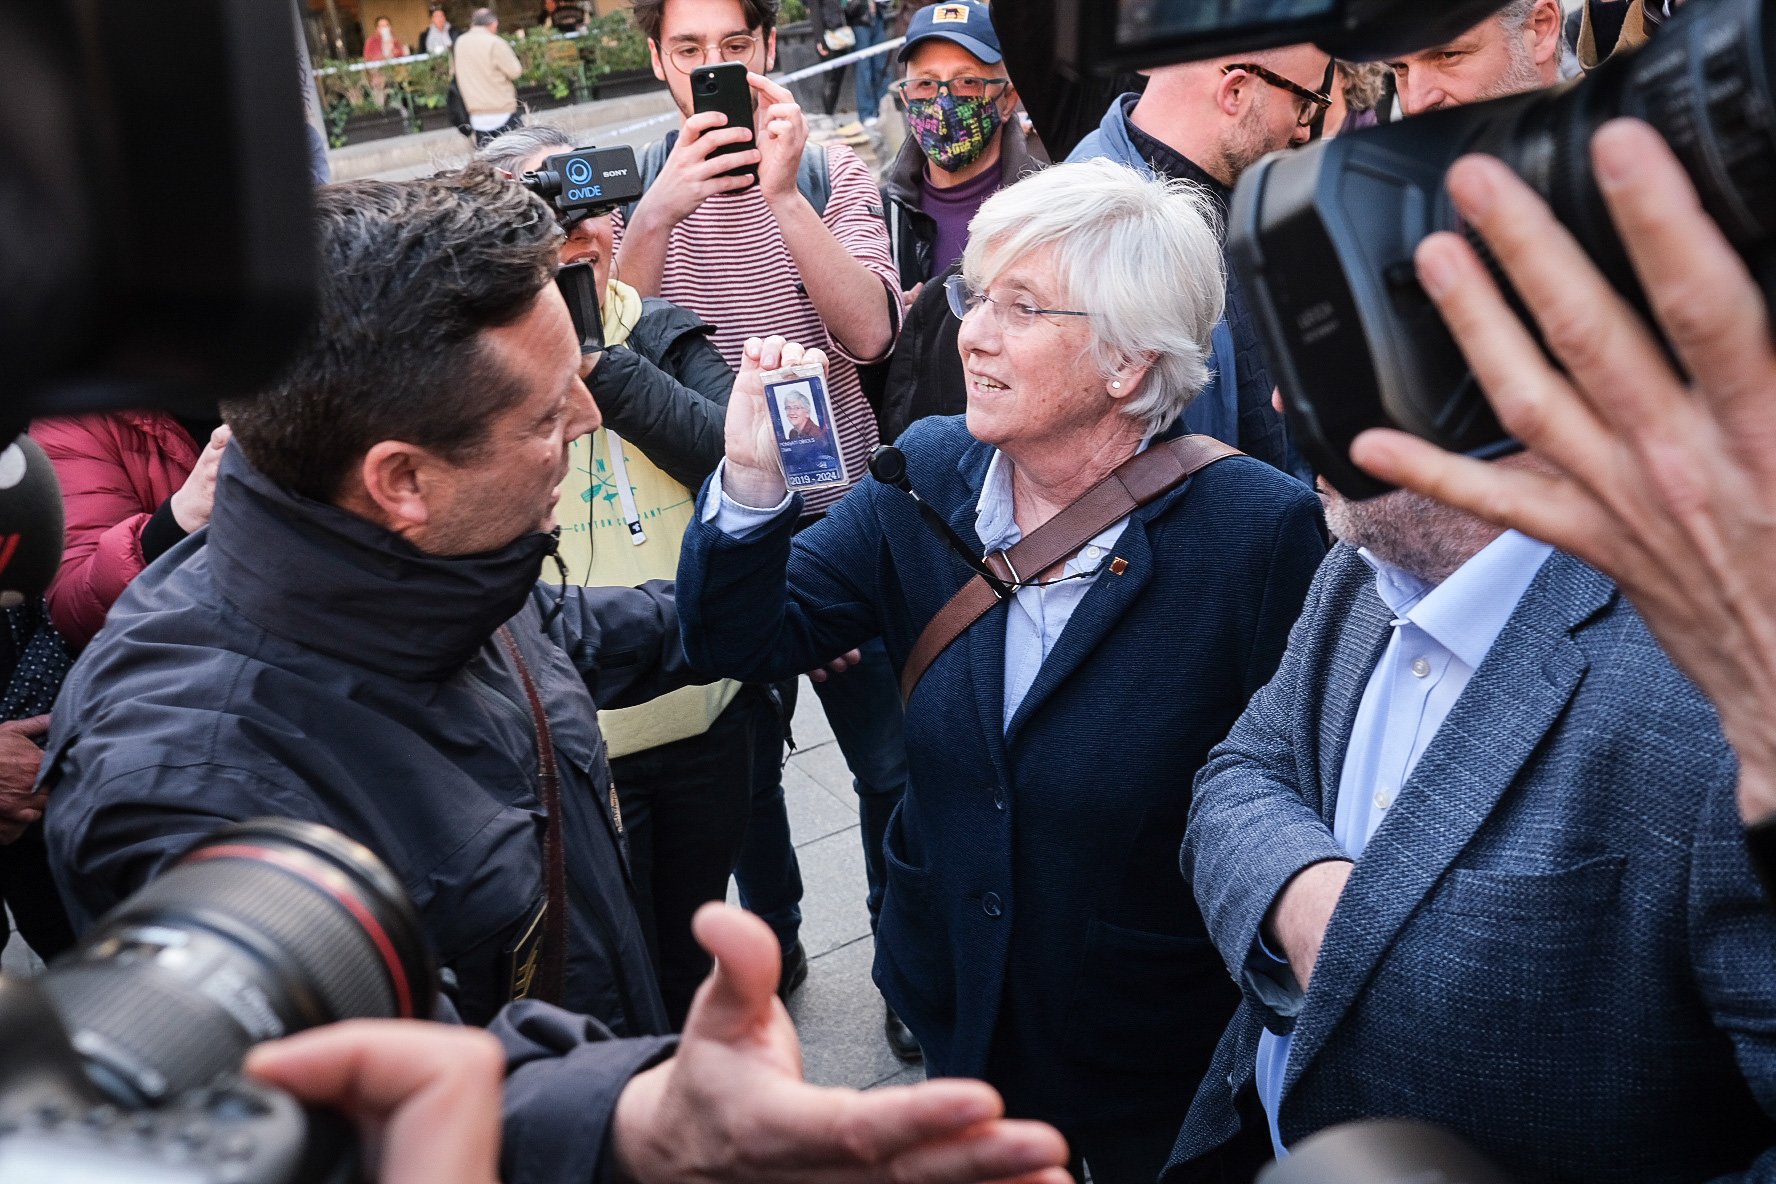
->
xmin=518 ymin=144 xmax=643 ymax=228
xmin=1033 ymin=0 xmax=1776 ymax=497
xmin=0 ymin=819 xmax=434 ymax=1184
xmin=518 ymin=145 xmax=645 ymax=356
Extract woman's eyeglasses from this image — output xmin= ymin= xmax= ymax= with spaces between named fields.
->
xmin=892 ymin=75 xmax=1010 ymax=103
xmin=664 ymin=33 xmax=760 ymax=73
xmin=945 ymin=275 xmax=1088 ymax=334
xmin=1221 ymin=62 xmax=1333 ymax=128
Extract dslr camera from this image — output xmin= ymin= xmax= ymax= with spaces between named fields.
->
xmin=518 ymin=144 xmax=646 ymax=356
xmin=0 ymin=819 xmax=434 ymax=1184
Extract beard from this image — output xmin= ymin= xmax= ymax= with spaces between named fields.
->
xmin=1476 ymin=33 xmax=1550 ymax=101
xmin=1321 ymin=484 xmax=1504 ymax=585
xmin=1215 ymin=92 xmax=1288 ymax=184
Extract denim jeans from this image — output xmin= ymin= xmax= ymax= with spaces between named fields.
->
xmin=812 ymin=637 xmax=908 ymax=929
xmin=733 ymin=680 xmax=802 ymax=952
xmin=850 ymin=12 xmax=889 ymax=122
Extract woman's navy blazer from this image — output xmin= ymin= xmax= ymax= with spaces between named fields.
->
xmin=678 ymin=415 xmax=1325 ymax=1129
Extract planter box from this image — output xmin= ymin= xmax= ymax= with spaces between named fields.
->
xmin=341 ymin=110 xmax=411 ymax=144
xmin=518 ymin=83 xmax=577 ymax=112
xmin=593 ymin=68 xmax=664 ymax=100
xmin=414 ymin=107 xmax=459 ymax=133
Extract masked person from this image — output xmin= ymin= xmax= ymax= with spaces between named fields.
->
xmin=880 ymin=1 xmax=1045 ymax=296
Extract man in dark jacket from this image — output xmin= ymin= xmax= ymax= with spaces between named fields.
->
xmin=1068 ymin=50 xmax=1328 ymax=480
xmin=37 ymin=163 xmax=1072 ymax=1184
xmin=44 ymin=164 xmax=687 ymax=1034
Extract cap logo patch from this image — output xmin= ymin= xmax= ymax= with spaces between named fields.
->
xmin=933 ymin=4 xmax=971 ymax=21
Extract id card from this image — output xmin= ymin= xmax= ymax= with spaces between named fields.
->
xmin=762 ymin=363 xmax=848 ymax=491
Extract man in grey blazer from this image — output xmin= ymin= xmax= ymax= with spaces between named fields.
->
xmin=1165 ymin=469 xmax=1776 ymax=1180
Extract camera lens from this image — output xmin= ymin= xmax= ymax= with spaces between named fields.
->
xmin=37 ymin=819 xmax=434 ymax=1106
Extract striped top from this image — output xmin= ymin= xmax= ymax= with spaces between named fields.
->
xmin=614 ymin=141 xmax=897 ymax=516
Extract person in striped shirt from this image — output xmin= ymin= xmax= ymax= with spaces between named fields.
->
xmin=619 ymin=0 xmax=913 ymax=1056
xmin=618 ymin=0 xmax=900 ymax=518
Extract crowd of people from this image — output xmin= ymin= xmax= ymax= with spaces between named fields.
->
xmin=8 ymin=0 xmax=1775 ymax=1181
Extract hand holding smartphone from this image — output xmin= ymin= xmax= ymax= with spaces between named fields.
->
xmin=690 ymin=62 xmax=758 ymax=187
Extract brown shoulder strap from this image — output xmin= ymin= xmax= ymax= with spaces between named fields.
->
xmin=496 ymin=625 xmax=568 ymax=1007
xmin=898 ymin=435 xmax=1240 ymax=702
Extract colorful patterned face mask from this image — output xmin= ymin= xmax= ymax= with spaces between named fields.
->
xmin=905 ymin=92 xmax=1004 ymax=173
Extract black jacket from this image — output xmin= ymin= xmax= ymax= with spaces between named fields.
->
xmin=880 ymin=114 xmax=1047 ymax=290
xmin=43 ymin=447 xmax=705 ymax=1035
xmin=878 ymin=259 xmax=963 ymax=442
xmin=589 ymin=296 xmax=733 ymax=491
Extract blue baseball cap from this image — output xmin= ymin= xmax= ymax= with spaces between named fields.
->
xmin=898 ymin=2 xmax=1002 ymax=66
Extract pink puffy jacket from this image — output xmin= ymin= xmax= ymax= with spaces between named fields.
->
xmin=29 ymin=412 xmax=199 ymax=649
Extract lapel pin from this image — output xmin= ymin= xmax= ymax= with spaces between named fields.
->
xmin=1108 ymin=557 xmax=1129 ymax=576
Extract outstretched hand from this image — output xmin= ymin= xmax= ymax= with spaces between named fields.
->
xmin=1348 ymin=118 xmax=1776 ymax=823
xmin=611 ymin=904 xmax=1071 ymax=1184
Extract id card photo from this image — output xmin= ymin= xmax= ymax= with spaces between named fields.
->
xmin=763 ymin=365 xmax=847 ymax=490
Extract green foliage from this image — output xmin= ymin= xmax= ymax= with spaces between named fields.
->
xmin=780 ymin=0 xmax=808 ymax=22
xmin=582 ymin=11 xmax=651 ymax=76
xmin=514 ymin=33 xmax=583 ymax=99
xmin=400 ymin=53 xmax=454 ymax=110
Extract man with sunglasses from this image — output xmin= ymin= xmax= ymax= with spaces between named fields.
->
xmin=880 ymin=2 xmax=1046 ymax=297
xmin=1067 ymin=48 xmax=1329 ymax=481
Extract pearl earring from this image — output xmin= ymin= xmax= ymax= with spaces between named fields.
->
xmin=1111 ymin=381 xmax=1123 ymax=390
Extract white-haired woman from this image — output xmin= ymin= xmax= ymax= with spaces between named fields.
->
xmin=677 ymin=158 xmax=1326 ymax=1183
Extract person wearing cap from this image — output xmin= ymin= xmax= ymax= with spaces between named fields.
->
xmin=880 ymin=1 xmax=1046 ymax=296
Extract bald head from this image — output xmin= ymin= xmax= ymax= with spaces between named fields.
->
xmin=1131 ymin=44 xmax=1332 ymax=187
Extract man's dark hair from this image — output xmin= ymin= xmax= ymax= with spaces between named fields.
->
xmin=630 ymin=0 xmax=778 ymax=47
xmin=223 ymin=163 xmax=562 ymax=502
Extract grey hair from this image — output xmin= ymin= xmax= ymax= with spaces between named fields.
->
xmin=470 ymin=7 xmax=498 ymax=26
xmin=960 ymin=157 xmax=1226 ymax=438
xmin=475 ymin=124 xmax=575 ymax=174
xmin=1497 ymin=0 xmax=1567 ymax=70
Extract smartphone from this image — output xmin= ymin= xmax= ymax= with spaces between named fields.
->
xmin=556 ymin=261 xmax=605 ymax=355
xmin=690 ymin=61 xmax=758 ymax=187
xmin=762 ymin=363 xmax=847 ymax=492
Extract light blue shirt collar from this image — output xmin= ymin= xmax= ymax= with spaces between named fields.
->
xmin=1357 ymin=529 xmax=1556 ymax=673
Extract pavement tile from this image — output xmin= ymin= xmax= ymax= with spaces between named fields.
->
xmin=787 ymin=934 xmax=907 ymax=1089
xmin=791 ymin=827 xmax=874 ymax=958
xmin=783 ymin=763 xmax=859 ymax=842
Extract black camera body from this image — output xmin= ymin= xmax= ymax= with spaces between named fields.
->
xmin=1230 ymin=0 xmax=1776 ymax=497
xmin=0 ymin=819 xmax=435 ymax=1184
xmin=521 ymin=145 xmax=644 ymax=222
xmin=0 ymin=976 xmax=344 ymax=1184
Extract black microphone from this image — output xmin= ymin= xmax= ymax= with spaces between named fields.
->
xmin=0 ymin=435 xmax=64 ymax=607
xmin=868 ymin=446 xmax=1010 ymax=598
